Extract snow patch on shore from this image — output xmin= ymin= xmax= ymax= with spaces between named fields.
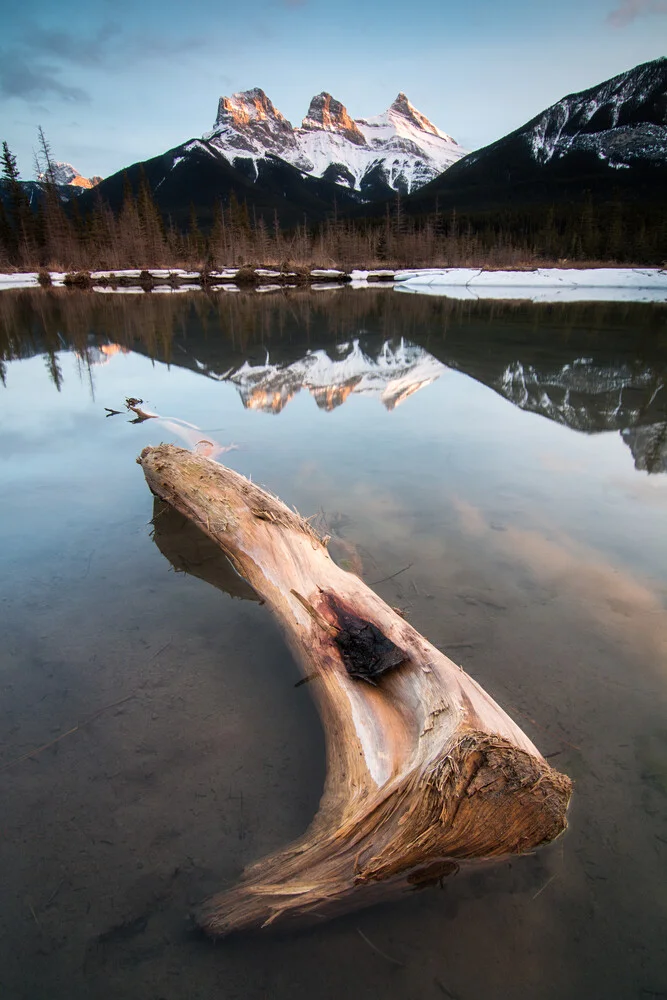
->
xmin=0 ymin=273 xmax=39 ymax=288
xmin=396 ymin=268 xmax=667 ymax=303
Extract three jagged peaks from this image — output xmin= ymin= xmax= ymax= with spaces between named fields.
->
xmin=214 ymin=87 xmax=447 ymax=140
xmin=205 ymin=87 xmax=465 ymax=195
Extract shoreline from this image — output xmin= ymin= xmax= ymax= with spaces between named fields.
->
xmin=1 ymin=266 xmax=666 ymax=304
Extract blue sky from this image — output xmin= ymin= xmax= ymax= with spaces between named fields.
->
xmin=1 ymin=0 xmax=665 ymax=180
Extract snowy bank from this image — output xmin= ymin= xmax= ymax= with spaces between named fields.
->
xmin=0 ymin=273 xmax=40 ymax=289
xmin=395 ymin=268 xmax=667 ymax=303
xmin=1 ymin=267 xmax=667 ymax=302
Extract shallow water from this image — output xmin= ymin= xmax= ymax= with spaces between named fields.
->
xmin=1 ymin=288 xmax=666 ymax=1000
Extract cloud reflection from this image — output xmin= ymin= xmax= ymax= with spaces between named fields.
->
xmin=451 ymin=497 xmax=667 ymax=668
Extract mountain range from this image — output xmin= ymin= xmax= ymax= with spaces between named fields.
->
xmin=204 ymin=89 xmax=465 ymax=195
xmin=11 ymin=57 xmax=667 ymax=233
xmin=75 ymin=89 xmax=464 ymax=227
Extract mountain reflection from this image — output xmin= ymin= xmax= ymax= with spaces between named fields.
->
xmin=1 ymin=287 xmax=666 ymax=472
xmin=622 ymin=425 xmax=667 ymax=474
xmin=218 ymin=339 xmax=445 ymax=413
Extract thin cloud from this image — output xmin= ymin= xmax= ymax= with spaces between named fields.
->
xmin=0 ymin=23 xmax=206 ymax=104
xmin=24 ymin=21 xmax=121 ymax=67
xmin=0 ymin=53 xmax=87 ymax=102
xmin=607 ymin=0 xmax=667 ymax=26
xmin=22 ymin=21 xmax=204 ymax=66
xmin=132 ymin=35 xmax=207 ymax=59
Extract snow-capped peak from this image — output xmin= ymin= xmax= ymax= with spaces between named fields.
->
xmin=301 ymin=93 xmax=366 ymax=146
xmin=203 ymin=88 xmax=467 ymax=196
xmin=208 ymin=88 xmax=297 ymax=158
xmin=387 ymin=93 xmax=456 ymax=142
xmin=38 ymin=161 xmax=102 ymax=188
xmin=215 ymin=88 xmax=290 ymax=129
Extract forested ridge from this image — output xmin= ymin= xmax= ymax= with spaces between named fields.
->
xmin=1 ymin=137 xmax=665 ymax=272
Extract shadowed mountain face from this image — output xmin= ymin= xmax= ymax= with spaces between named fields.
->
xmin=402 ymin=57 xmax=667 ymax=215
xmin=1 ymin=288 xmax=666 ymax=472
xmin=621 ymin=424 xmax=667 ymax=474
xmin=76 ymin=141 xmax=364 ymax=230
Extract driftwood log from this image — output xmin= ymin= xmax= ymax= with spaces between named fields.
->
xmin=138 ymin=444 xmax=572 ymax=936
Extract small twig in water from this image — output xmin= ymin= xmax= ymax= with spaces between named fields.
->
xmin=531 ymin=873 xmax=557 ymax=900
xmin=45 ymin=879 xmax=65 ymax=908
xmin=83 ymin=550 xmax=94 ymax=578
xmin=434 ymin=977 xmax=459 ymax=999
xmin=1 ymin=694 xmax=136 ymax=771
xmin=149 ymin=639 xmax=173 ymax=662
xmin=2 ymin=725 xmax=80 ymax=770
xmin=128 ymin=406 xmax=157 ymax=424
xmin=370 ymin=563 xmax=413 ymax=586
xmin=356 ymin=928 xmax=404 ymax=967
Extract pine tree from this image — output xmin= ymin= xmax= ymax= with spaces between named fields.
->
xmin=34 ymin=126 xmax=75 ymax=267
xmin=0 ymin=200 xmax=14 ymax=268
xmin=118 ymin=173 xmax=143 ymax=265
xmin=209 ymin=200 xmax=228 ymax=265
xmin=1 ymin=140 xmax=33 ymax=265
xmin=137 ymin=168 xmax=166 ymax=264
xmin=36 ymin=126 xmax=57 ymax=187
xmin=187 ymin=202 xmax=203 ymax=263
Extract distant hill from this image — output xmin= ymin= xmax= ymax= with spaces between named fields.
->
xmin=38 ymin=162 xmax=102 ymax=189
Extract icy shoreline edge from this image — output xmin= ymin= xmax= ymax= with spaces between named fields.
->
xmin=1 ymin=267 xmax=666 ymax=304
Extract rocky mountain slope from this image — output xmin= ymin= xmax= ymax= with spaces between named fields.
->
xmin=402 ymin=57 xmax=667 ymax=215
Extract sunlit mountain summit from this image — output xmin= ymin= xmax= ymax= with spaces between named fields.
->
xmin=202 ymin=88 xmax=466 ymax=196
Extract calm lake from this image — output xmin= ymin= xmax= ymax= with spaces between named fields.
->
xmin=1 ymin=287 xmax=666 ymax=1000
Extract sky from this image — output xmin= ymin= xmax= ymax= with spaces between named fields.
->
xmin=0 ymin=0 xmax=665 ymax=180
